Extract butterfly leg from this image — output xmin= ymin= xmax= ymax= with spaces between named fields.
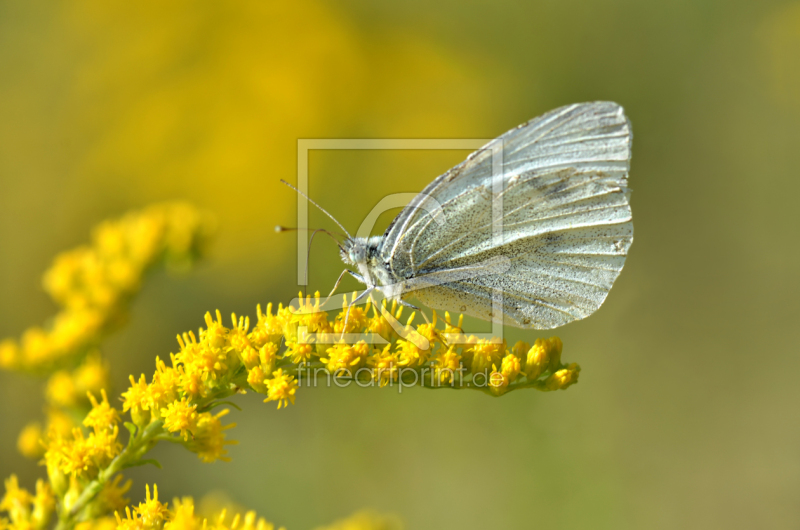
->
xmin=397 ymin=298 xmax=431 ymax=326
xmin=324 ymin=269 xmax=366 ymax=307
xmin=341 ymin=286 xmax=374 ymax=340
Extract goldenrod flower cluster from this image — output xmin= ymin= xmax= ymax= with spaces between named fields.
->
xmin=1 ymin=206 xmax=581 ymax=530
xmin=10 ymin=292 xmax=576 ymax=530
xmin=230 ymin=292 xmax=580 ymax=398
xmin=0 ymin=202 xmax=215 ymax=374
xmin=111 ymin=485 xmax=286 ymax=530
xmin=15 ymin=353 xmax=112 ymax=460
xmin=1 ymin=203 xmax=214 ymax=462
xmin=106 ymin=484 xmax=402 ymax=530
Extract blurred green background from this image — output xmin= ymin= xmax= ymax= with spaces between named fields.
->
xmin=2 ymin=0 xmax=799 ymax=528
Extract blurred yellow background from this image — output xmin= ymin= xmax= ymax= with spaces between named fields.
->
xmin=2 ymin=0 xmax=799 ymax=528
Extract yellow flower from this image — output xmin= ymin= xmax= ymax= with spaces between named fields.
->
xmin=2 ymin=203 xmax=213 ymax=373
xmin=167 ymin=498 xmax=198 ymax=530
xmin=414 ymin=311 xmax=441 ymax=348
xmin=98 ymin=476 xmax=132 ymax=514
xmin=523 ymin=338 xmax=550 ymax=380
xmin=276 ymin=304 xmax=298 ymax=341
xmin=42 ymin=437 xmax=68 ymax=497
xmin=441 ymin=312 xmax=464 ymax=341
xmin=394 ymin=337 xmax=430 ymax=368
xmin=511 ymin=341 xmax=529 ymax=361
xmin=367 ymin=345 xmax=401 ymax=387
xmin=0 ymin=339 xmax=19 ymax=370
xmin=522 ymin=337 xmax=564 ymax=380
xmin=366 ymin=299 xmax=400 ymax=341
xmin=47 ymin=426 xmax=120 ymax=479
xmin=188 ymin=410 xmax=236 ymax=463
xmin=0 ymin=475 xmax=32 ymax=524
xmin=229 ymin=511 xmax=277 ymax=530
xmin=223 ymin=314 xmax=248 ymax=372
xmin=115 ymin=507 xmax=144 ymax=530
xmin=20 ymin=327 xmax=52 ymax=368
xmin=465 ymin=339 xmax=505 ymax=375
xmin=500 ymin=352 xmax=522 ymax=383
xmin=16 ymin=423 xmax=44 ymax=460
xmin=547 ymin=336 xmax=563 ymax=372
xmin=134 ymin=485 xmax=169 ymax=530
xmin=177 ymin=332 xmax=228 ymax=385
xmin=321 ymin=341 xmax=370 ymax=373
xmin=545 ymin=363 xmax=580 ymax=391
xmin=177 ymin=366 xmax=207 ymax=400
xmin=84 ymin=390 xmax=120 ymax=433
xmin=246 ymin=366 xmax=269 ymax=394
xmin=489 ymin=365 xmax=510 ymax=395
xmin=45 ymin=371 xmax=78 ymax=408
xmin=238 ymin=346 xmax=260 ymax=370
xmin=249 ymin=304 xmax=284 ymax=348
xmin=333 ymin=293 xmax=369 ymax=334
xmin=31 ymin=480 xmax=55 ymax=529
xmin=258 ymin=343 xmax=279 ymax=375
xmin=284 ymin=341 xmax=314 ymax=364
xmin=149 ymin=358 xmax=181 ymax=412
xmin=431 ymin=345 xmax=462 ymax=385
xmin=162 ymin=497 xmax=283 ymax=530
xmin=160 ymin=398 xmax=199 ymax=441
xmin=264 ymin=369 xmax=297 ymax=410
xmin=291 ymin=292 xmax=330 ymax=333
xmin=202 ymin=311 xmax=229 ymax=350
xmin=121 ymin=375 xmax=152 ymax=427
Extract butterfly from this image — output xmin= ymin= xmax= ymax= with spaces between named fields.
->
xmin=287 ymin=101 xmax=632 ymax=330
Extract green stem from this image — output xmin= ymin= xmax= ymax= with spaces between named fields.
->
xmin=55 ymin=420 xmax=163 ymax=530
xmin=54 ymin=380 xmax=244 ymax=530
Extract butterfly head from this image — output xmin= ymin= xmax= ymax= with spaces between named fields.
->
xmin=339 ymin=236 xmax=391 ymax=289
xmin=340 ymin=236 xmax=382 ymax=266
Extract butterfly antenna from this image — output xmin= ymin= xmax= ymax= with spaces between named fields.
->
xmin=274 ymin=226 xmax=345 ymax=250
xmin=280 ymin=179 xmax=352 ymax=238
xmin=274 ymin=226 xmax=345 ymax=299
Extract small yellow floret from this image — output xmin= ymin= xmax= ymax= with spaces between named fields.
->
xmin=45 ymin=371 xmax=78 ymax=408
xmin=84 ymin=390 xmax=120 ymax=432
xmin=17 ymin=423 xmax=44 ymax=459
xmin=264 ymin=369 xmax=297 ymax=409
xmin=431 ymin=345 xmax=462 ymax=385
xmin=500 ymin=352 xmax=522 ymax=382
xmin=0 ymin=475 xmax=32 ymax=523
xmin=466 ymin=339 xmax=505 ymax=374
xmin=367 ymin=345 xmax=401 ymax=387
xmin=188 ymin=410 xmax=236 ymax=463
xmin=545 ymin=363 xmax=580 ymax=391
xmin=523 ymin=338 xmax=551 ymax=380
xmin=321 ymin=341 xmax=370 ymax=373
xmin=160 ymin=398 xmax=199 ymax=440
xmin=134 ymin=485 xmax=169 ymax=529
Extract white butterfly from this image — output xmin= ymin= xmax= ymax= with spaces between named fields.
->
xmin=291 ymin=102 xmax=633 ymax=330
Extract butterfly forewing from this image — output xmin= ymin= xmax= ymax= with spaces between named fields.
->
xmin=379 ymin=101 xmax=633 ymax=329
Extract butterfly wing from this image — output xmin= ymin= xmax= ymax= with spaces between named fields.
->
xmin=380 ymin=101 xmax=633 ymax=329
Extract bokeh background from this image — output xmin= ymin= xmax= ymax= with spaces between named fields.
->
xmin=2 ymin=0 xmax=799 ymax=528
